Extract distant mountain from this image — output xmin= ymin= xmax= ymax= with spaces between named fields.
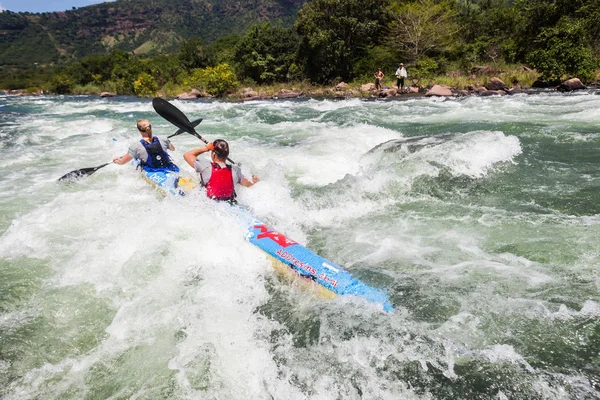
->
xmin=0 ymin=0 xmax=307 ymax=67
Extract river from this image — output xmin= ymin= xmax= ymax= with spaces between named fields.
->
xmin=1 ymin=93 xmax=599 ymax=399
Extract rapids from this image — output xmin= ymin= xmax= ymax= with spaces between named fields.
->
xmin=1 ymin=93 xmax=599 ymax=399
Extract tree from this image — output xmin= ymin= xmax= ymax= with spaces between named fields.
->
xmin=295 ymin=0 xmax=390 ymax=83
xmin=386 ymin=0 xmax=459 ymax=63
xmin=234 ymin=23 xmax=300 ymax=84
xmin=178 ymin=38 xmax=215 ymax=72
xmin=527 ymin=19 xmax=596 ymax=82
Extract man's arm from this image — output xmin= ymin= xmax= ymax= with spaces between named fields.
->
xmin=240 ymin=175 xmax=259 ymax=187
xmin=183 ymin=144 xmax=212 ymax=168
xmin=112 ymin=154 xmax=133 ymax=165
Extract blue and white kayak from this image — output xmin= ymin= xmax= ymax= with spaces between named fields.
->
xmin=136 ymin=163 xmax=394 ymax=312
xmin=134 ymin=162 xmax=197 ymax=196
xmin=244 ymin=215 xmax=394 ymax=312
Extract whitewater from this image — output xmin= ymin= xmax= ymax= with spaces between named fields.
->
xmin=0 ymin=93 xmax=599 ymax=399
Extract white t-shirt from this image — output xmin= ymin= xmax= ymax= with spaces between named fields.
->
xmin=193 ymin=157 xmax=243 ymax=186
xmin=395 ymin=67 xmax=407 ymax=78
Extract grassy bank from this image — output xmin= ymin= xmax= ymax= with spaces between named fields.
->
xmin=7 ymin=65 xmax=600 ymax=99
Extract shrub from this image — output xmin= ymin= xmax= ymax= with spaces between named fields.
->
xmin=133 ymin=72 xmax=158 ymax=97
xmin=71 ymin=83 xmax=102 ymax=94
xmin=185 ymin=63 xmax=238 ymax=96
xmin=48 ymin=73 xmax=74 ymax=94
xmin=411 ymin=57 xmax=439 ymax=79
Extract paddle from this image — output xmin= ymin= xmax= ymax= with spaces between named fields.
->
xmin=58 ymin=119 xmax=203 ymax=182
xmin=57 ymin=162 xmax=112 ymax=181
xmin=152 ymin=97 xmax=236 ymax=164
xmin=168 ymin=118 xmax=203 ymax=139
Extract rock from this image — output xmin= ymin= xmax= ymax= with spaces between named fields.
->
xmin=506 ymin=86 xmax=522 ymax=95
xmin=480 ymin=90 xmax=506 ymax=96
xmin=532 ymin=79 xmax=560 ymax=88
xmin=408 ymin=86 xmax=419 ymax=93
xmin=361 ymin=83 xmax=376 ymax=91
xmin=485 ymin=77 xmax=507 ymax=91
xmin=336 ymin=82 xmax=349 ymax=91
xmin=425 ymin=85 xmax=453 ymax=97
xmin=557 ymin=78 xmax=586 ymax=92
xmin=455 ymin=90 xmax=470 ymax=97
xmin=379 ymin=88 xmax=397 ymax=97
xmin=176 ymin=92 xmax=199 ymax=100
xmin=237 ymin=95 xmax=272 ymax=102
xmin=100 ymin=92 xmax=115 ymax=97
xmin=275 ymin=89 xmax=303 ymax=99
xmin=241 ymin=87 xmax=258 ymax=98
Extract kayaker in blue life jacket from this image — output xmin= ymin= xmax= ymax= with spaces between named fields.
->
xmin=112 ymin=119 xmax=178 ymax=171
xmin=183 ymin=139 xmax=258 ymax=201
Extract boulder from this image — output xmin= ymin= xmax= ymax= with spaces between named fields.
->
xmin=485 ymin=77 xmax=507 ymax=91
xmin=275 ymin=89 xmax=303 ymax=99
xmin=532 ymin=79 xmax=560 ymax=88
xmin=408 ymin=86 xmax=419 ymax=93
xmin=557 ymin=78 xmax=586 ymax=92
xmin=361 ymin=83 xmax=376 ymax=91
xmin=241 ymin=87 xmax=258 ymax=98
xmin=425 ymin=85 xmax=453 ymax=97
xmin=336 ymin=82 xmax=349 ymax=91
xmin=379 ymin=88 xmax=397 ymax=97
xmin=176 ymin=92 xmax=199 ymax=100
xmin=100 ymin=92 xmax=115 ymax=97
xmin=479 ymin=90 xmax=506 ymax=96
xmin=237 ymin=95 xmax=271 ymax=102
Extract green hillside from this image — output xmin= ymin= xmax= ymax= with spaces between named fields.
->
xmin=0 ymin=0 xmax=307 ymax=67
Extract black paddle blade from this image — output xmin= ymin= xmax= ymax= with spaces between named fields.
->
xmin=167 ymin=118 xmax=203 ymax=138
xmin=152 ymin=98 xmax=195 ymax=134
xmin=57 ymin=163 xmax=110 ymax=181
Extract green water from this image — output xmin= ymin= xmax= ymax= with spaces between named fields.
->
xmin=0 ymin=93 xmax=599 ymax=399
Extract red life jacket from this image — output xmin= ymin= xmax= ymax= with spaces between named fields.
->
xmin=205 ymin=162 xmax=235 ymax=200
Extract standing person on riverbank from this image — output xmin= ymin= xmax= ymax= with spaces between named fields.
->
xmin=112 ymin=119 xmax=178 ymax=171
xmin=374 ymin=68 xmax=384 ymax=91
xmin=183 ymin=139 xmax=259 ymax=202
xmin=395 ymin=63 xmax=408 ymax=91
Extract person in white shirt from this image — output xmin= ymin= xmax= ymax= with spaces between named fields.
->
xmin=395 ymin=63 xmax=408 ymax=91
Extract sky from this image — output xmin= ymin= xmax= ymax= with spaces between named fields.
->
xmin=0 ymin=0 xmax=114 ymax=13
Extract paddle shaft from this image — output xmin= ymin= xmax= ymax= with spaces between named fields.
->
xmin=152 ymin=97 xmax=236 ymax=164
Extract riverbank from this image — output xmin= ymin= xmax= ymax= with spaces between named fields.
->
xmin=3 ymin=66 xmax=600 ymax=100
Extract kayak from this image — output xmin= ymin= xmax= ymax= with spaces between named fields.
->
xmin=134 ymin=164 xmax=394 ymax=312
xmin=244 ymin=215 xmax=394 ymax=312
xmin=137 ymin=164 xmax=197 ymax=196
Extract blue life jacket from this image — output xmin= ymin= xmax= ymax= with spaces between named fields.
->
xmin=140 ymin=137 xmax=177 ymax=171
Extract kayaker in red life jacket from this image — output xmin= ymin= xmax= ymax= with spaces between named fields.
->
xmin=183 ymin=139 xmax=259 ymax=201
